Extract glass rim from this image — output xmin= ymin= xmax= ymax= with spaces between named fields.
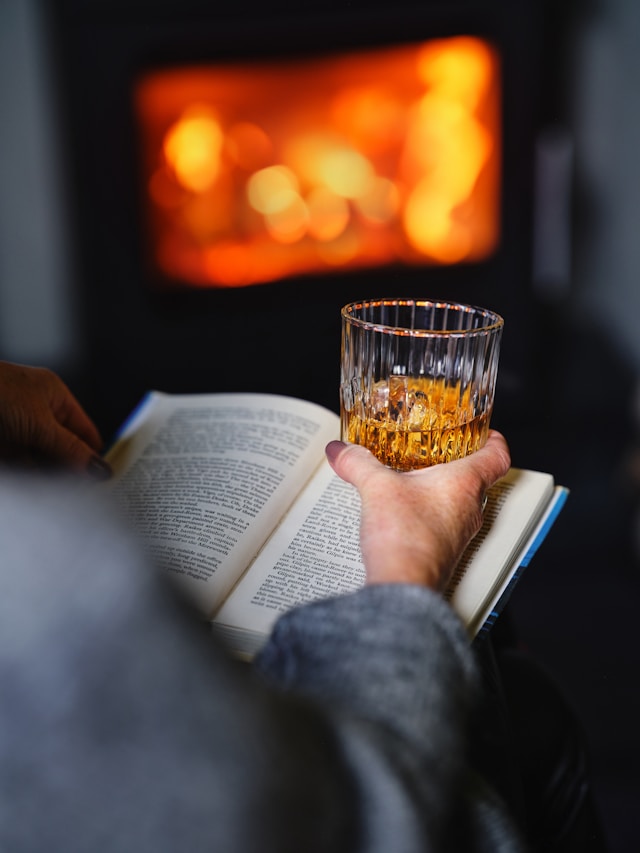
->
xmin=341 ymin=298 xmax=504 ymax=337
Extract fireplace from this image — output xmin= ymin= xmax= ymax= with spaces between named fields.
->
xmin=47 ymin=0 xmax=544 ymax=437
xmin=135 ymin=35 xmax=500 ymax=288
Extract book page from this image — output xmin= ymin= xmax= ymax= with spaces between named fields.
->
xmin=214 ymin=460 xmax=364 ymax=653
xmin=215 ymin=466 xmax=556 ymax=656
xmin=446 ymin=468 xmax=554 ymax=634
xmin=106 ymin=392 xmax=340 ymax=615
xmin=472 ymin=485 xmax=569 ymax=639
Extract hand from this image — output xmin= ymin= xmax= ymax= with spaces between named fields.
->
xmin=325 ymin=432 xmax=511 ymax=591
xmin=0 ymin=361 xmax=111 ymax=478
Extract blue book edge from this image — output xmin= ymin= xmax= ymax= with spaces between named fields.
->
xmin=474 ymin=485 xmax=570 ymax=642
xmin=103 ymin=391 xmax=157 ymax=456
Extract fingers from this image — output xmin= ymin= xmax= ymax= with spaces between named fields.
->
xmin=40 ymin=421 xmax=112 ymax=479
xmin=0 ymin=362 xmax=111 ymax=477
xmin=48 ymin=373 xmax=105 ymax=453
xmin=57 ymin=395 xmax=105 ymax=454
xmin=326 ymin=431 xmax=511 ymax=489
xmin=34 ymin=387 xmax=111 ymax=477
xmin=456 ymin=430 xmax=511 ymax=489
xmin=484 ymin=429 xmax=511 ymax=467
xmin=43 ymin=369 xmax=111 ymax=477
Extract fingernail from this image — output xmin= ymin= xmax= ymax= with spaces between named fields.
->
xmin=87 ymin=456 xmax=112 ymax=480
xmin=325 ymin=440 xmax=347 ymax=464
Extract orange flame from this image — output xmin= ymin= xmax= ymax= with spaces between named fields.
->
xmin=135 ymin=36 xmax=500 ymax=287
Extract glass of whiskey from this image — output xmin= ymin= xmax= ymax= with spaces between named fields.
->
xmin=340 ymin=299 xmax=503 ymax=471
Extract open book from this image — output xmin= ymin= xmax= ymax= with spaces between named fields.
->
xmin=106 ymin=391 xmax=568 ymax=658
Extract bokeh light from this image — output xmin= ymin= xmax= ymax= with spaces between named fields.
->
xmin=135 ymin=35 xmax=500 ymax=287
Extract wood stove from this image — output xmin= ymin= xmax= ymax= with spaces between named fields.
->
xmin=47 ymin=0 xmax=544 ymax=437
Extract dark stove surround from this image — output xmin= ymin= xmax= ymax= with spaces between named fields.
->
xmin=47 ymin=0 xmax=547 ymax=437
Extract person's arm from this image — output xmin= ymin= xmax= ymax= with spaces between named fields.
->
xmin=0 ymin=361 xmax=111 ymax=477
xmin=0 ymin=436 xmax=522 ymax=852
xmin=254 ymin=433 xmax=522 ymax=851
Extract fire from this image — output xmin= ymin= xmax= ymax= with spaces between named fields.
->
xmin=135 ymin=36 xmax=500 ymax=287
xmin=163 ymin=106 xmax=224 ymax=193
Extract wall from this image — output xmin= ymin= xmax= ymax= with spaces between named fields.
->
xmin=0 ymin=0 xmax=77 ymax=369
xmin=572 ymin=0 xmax=640 ymax=372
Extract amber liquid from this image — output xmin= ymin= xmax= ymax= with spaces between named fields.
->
xmin=342 ymin=376 xmax=490 ymax=471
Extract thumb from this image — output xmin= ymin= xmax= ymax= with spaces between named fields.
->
xmin=325 ymin=440 xmax=384 ymax=487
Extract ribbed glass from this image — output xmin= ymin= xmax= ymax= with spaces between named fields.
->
xmin=340 ymin=299 xmax=503 ymax=470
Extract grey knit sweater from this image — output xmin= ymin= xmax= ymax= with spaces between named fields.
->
xmin=0 ymin=473 xmax=524 ymax=852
